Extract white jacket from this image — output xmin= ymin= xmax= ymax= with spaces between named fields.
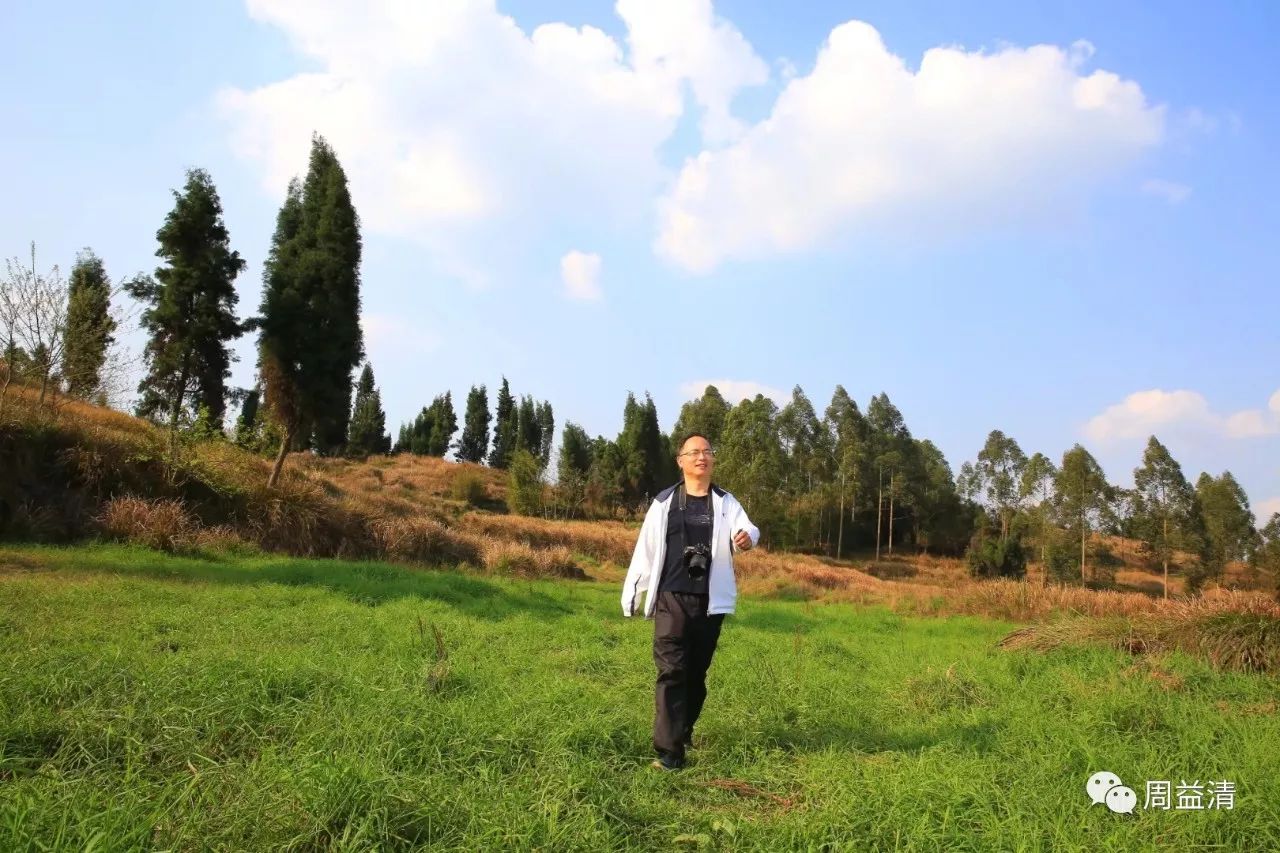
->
xmin=621 ymin=483 xmax=760 ymax=618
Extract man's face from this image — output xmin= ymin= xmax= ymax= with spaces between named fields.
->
xmin=677 ymin=436 xmax=714 ymax=479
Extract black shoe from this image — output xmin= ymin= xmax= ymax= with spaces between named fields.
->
xmin=650 ymin=753 xmax=685 ymax=772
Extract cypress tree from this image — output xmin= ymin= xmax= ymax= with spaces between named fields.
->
xmin=258 ymin=135 xmax=364 ymax=485
xmin=489 ymin=377 xmax=516 ymax=468
xmin=62 ymin=248 xmax=116 ymax=398
xmin=427 ymin=391 xmax=457 ymax=456
xmin=347 ymin=363 xmax=390 ymax=457
xmin=536 ymin=400 xmax=555 ymax=469
xmin=129 ymin=168 xmax=245 ymax=445
xmin=457 ymin=384 xmax=491 ymax=463
xmin=234 ymin=387 xmax=260 ymax=446
xmin=516 ymin=394 xmax=540 ymax=458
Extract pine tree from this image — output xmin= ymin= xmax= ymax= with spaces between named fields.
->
xmin=347 ymin=363 xmax=389 ymax=457
xmin=258 ymin=135 xmax=364 ymax=485
xmin=129 ymin=169 xmax=246 ymax=447
xmin=62 ymin=249 xmax=116 ymax=398
xmin=457 ymin=384 xmax=491 ymax=463
xmin=488 ymin=377 xmax=516 ymax=468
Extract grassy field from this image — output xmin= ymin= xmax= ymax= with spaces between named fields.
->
xmin=2 ymin=544 xmax=1279 ymax=851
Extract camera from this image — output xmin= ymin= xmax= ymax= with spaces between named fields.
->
xmin=683 ymin=543 xmax=711 ymax=579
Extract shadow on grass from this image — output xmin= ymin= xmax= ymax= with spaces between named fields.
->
xmin=3 ymin=543 xmax=575 ymax=621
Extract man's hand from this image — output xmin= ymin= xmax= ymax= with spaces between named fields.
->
xmin=733 ymin=530 xmax=752 ymax=552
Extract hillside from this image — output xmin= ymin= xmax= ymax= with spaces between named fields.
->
xmin=0 ymin=385 xmax=1274 ymax=624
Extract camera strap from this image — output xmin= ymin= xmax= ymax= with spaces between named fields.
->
xmin=676 ymin=482 xmax=713 ymax=552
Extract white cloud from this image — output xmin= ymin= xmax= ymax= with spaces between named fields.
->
xmin=680 ymin=379 xmax=787 ymax=406
xmin=1141 ymin=178 xmax=1191 ymax=204
xmin=1084 ymin=388 xmax=1280 ymax=442
xmin=656 ymin=21 xmax=1165 ymax=272
xmin=220 ymin=0 xmax=766 ymax=253
xmin=560 ymin=250 xmax=603 ymax=300
xmin=1256 ymin=497 xmax=1280 ymax=527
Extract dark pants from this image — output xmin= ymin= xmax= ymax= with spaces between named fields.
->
xmin=653 ymin=591 xmax=725 ymax=763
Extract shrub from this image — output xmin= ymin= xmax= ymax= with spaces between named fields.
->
xmin=506 ymin=450 xmax=545 ymax=516
xmin=449 ymin=471 xmax=487 ymax=506
xmin=966 ymin=532 xmax=1027 ymax=580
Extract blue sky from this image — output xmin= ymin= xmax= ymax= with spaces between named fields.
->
xmin=3 ymin=1 xmax=1277 ymax=520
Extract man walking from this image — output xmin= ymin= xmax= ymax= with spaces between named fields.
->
xmin=621 ymin=432 xmax=760 ymax=771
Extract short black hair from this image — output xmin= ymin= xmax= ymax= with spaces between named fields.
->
xmin=675 ymin=431 xmax=711 ymax=455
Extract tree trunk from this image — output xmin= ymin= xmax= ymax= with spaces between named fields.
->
xmin=837 ymin=472 xmax=845 ymax=560
xmin=167 ymin=356 xmax=191 ymax=463
xmin=269 ymin=423 xmax=295 ymax=488
xmin=1080 ymin=523 xmax=1087 ymax=584
xmin=887 ymin=472 xmax=895 ymax=557
xmin=875 ymin=466 xmax=883 ymax=561
xmin=1162 ymin=516 xmax=1169 ymax=599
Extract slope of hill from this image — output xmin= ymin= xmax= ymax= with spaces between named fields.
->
xmin=1 ymin=385 xmax=1275 ymax=623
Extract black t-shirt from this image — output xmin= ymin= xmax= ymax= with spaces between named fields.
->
xmin=658 ymin=491 xmax=713 ymax=594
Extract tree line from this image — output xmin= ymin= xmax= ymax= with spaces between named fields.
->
xmin=4 ymin=132 xmax=1277 ymax=592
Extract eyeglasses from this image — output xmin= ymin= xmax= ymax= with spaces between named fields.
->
xmin=680 ymin=449 xmax=715 ymax=458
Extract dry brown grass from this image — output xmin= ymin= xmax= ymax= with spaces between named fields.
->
xmin=97 ymin=496 xmax=198 ymax=552
xmin=367 ymin=516 xmax=484 ymax=567
xmin=459 ymin=512 xmax=636 ymax=564
xmin=477 ymin=538 xmax=586 ymax=579
xmin=998 ymin=593 xmax=1280 ymax=673
xmin=6 ymin=389 xmax=1279 ymax=615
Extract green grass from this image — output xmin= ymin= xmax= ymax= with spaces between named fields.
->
xmin=2 ymin=544 xmax=1278 ymax=851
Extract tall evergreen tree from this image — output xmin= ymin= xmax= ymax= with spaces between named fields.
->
xmin=1194 ymin=471 xmax=1258 ymax=587
xmin=778 ymin=385 xmax=825 ymax=547
xmin=347 ymin=363 xmax=390 ymax=457
xmin=457 ymin=384 xmax=491 ymax=463
xmin=234 ymin=386 xmax=260 ymax=447
xmin=488 ymin=377 xmax=516 ymax=469
xmin=1053 ymin=444 xmax=1113 ymax=583
xmin=427 ymin=391 xmax=457 ymax=456
xmin=616 ymin=392 xmax=664 ymax=502
xmin=1132 ymin=436 xmax=1201 ymax=597
xmin=62 ymin=248 xmax=116 ymax=398
xmin=557 ymin=421 xmax=594 ymax=518
xmin=715 ymin=394 xmax=786 ymax=543
xmin=586 ymin=436 xmax=626 ymax=516
xmin=974 ymin=430 xmax=1028 ymax=542
xmin=258 ymin=135 xmax=364 ymax=485
xmin=129 ymin=168 xmax=246 ymax=446
xmin=512 ymin=394 xmax=538 ymax=458
xmin=535 ymin=400 xmax=555 ymax=469
xmin=1019 ymin=451 xmax=1058 ymax=564
xmin=672 ymin=385 xmax=731 ymax=447
xmin=866 ymin=393 xmax=914 ymax=558
xmin=825 ymin=385 xmax=868 ymax=558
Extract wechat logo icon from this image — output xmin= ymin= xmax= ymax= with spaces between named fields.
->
xmin=1087 ymin=771 xmax=1137 ymax=814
